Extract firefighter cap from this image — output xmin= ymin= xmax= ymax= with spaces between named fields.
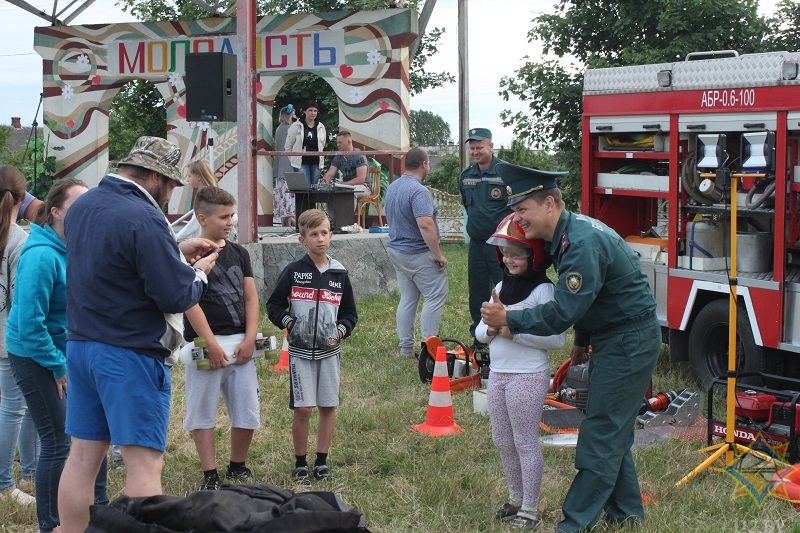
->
xmin=465 ymin=127 xmax=492 ymax=142
xmin=486 ymin=213 xmax=552 ymax=272
xmin=496 ymin=162 xmax=567 ymax=206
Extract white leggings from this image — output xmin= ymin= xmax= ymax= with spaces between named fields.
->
xmin=487 ymin=371 xmax=549 ymax=508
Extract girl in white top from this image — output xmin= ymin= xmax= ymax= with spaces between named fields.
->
xmin=175 ymin=160 xmax=218 ymax=241
xmin=476 ymin=213 xmax=566 ymax=530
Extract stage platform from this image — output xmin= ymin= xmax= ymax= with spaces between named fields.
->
xmin=243 ymin=227 xmax=397 ymax=302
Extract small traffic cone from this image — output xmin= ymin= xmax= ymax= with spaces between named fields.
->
xmin=270 ymin=330 xmax=289 ymax=372
xmin=412 ymin=345 xmax=464 ymax=437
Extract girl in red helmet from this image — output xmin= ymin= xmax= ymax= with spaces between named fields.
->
xmin=476 ymin=214 xmax=566 ymax=530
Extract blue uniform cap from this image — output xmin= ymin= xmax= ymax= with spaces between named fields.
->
xmin=465 ymin=127 xmax=492 ymax=142
xmin=496 ymin=162 xmax=568 ymax=206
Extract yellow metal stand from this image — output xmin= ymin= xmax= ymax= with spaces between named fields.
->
xmin=676 ymin=173 xmax=771 ymax=487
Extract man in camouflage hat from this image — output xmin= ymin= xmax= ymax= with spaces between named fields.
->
xmin=59 ymin=137 xmax=219 ymax=533
xmin=459 ymin=128 xmax=511 ymax=354
xmin=481 ymin=163 xmax=660 ymax=533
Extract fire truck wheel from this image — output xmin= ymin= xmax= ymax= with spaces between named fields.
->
xmin=687 ymin=299 xmax=769 ymax=388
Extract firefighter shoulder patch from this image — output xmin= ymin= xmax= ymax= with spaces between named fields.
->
xmin=565 ymin=272 xmax=582 ymax=293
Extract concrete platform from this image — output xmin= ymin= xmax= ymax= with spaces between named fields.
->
xmin=243 ymin=230 xmax=398 ymax=302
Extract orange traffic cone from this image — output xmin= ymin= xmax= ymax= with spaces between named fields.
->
xmin=411 ymin=345 xmax=464 ymax=437
xmin=270 ymin=330 xmax=289 ymax=372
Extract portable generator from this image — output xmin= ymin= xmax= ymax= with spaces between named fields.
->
xmin=557 ymin=363 xmax=590 ymax=412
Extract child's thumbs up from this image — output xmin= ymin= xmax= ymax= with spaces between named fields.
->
xmin=481 ymin=289 xmax=506 ymax=328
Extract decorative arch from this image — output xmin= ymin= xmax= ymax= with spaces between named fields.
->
xmin=33 ymin=9 xmax=417 ymax=217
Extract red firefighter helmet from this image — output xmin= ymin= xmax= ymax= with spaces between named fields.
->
xmin=486 ymin=214 xmax=551 ymax=272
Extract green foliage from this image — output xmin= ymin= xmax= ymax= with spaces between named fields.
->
xmin=497 ymin=139 xmax=558 ymax=170
xmin=764 ymin=0 xmax=800 ymax=52
xmin=0 ymin=126 xmax=13 ymax=156
xmin=499 ymin=0 xmax=787 ymax=210
xmin=109 ymin=80 xmax=168 ymax=161
xmin=425 ymin=152 xmax=460 ymax=195
xmin=408 ymin=27 xmax=456 ymax=95
xmin=0 ymin=135 xmax=64 ymax=199
xmin=409 ymin=109 xmax=451 ymax=146
xmin=495 ymin=140 xmax=584 ymax=211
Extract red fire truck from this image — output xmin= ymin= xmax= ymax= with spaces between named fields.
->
xmin=581 ymin=50 xmax=800 ymax=386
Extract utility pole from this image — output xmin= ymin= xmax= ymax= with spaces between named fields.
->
xmin=236 ymin=0 xmax=257 ymax=243
xmin=457 ymin=0 xmax=469 ymax=171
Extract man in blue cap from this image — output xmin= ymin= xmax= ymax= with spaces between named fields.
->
xmin=459 ymin=127 xmax=510 ymax=353
xmin=480 ymin=163 xmax=661 ymax=532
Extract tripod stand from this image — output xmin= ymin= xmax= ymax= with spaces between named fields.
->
xmin=676 ymin=171 xmax=783 ymax=487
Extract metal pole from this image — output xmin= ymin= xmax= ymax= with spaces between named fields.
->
xmin=457 ymin=0 xmax=469 ymax=171
xmin=410 ymin=0 xmax=438 ymax=59
xmin=207 ymin=137 xmax=214 ymax=176
xmin=725 ymin=176 xmax=739 ymax=466
xmin=236 ymin=0 xmax=257 ymax=243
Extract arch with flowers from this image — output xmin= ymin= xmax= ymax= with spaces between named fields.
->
xmin=33 ymin=8 xmax=417 ymax=219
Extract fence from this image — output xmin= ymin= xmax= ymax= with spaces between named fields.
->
xmin=427 ymin=186 xmax=466 ymax=244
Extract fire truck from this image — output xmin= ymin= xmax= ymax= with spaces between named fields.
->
xmin=581 ymin=50 xmax=800 ymax=386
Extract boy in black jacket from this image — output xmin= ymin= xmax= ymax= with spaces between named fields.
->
xmin=267 ymin=209 xmax=358 ymax=484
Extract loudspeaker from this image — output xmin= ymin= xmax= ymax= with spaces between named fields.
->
xmin=185 ymin=52 xmax=237 ymax=122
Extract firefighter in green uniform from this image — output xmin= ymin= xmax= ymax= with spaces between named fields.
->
xmin=459 ymin=128 xmax=511 ymax=351
xmin=481 ymin=162 xmax=661 ymax=532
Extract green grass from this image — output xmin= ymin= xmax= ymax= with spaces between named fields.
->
xmin=3 ymin=244 xmax=800 ymax=532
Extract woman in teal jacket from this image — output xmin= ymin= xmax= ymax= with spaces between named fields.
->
xmin=7 ymin=178 xmax=107 ymax=533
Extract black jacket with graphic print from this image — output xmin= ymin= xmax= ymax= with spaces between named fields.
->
xmin=266 ymin=254 xmax=357 ymax=360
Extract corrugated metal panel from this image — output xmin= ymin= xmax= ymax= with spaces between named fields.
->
xmin=584 ymin=53 xmax=800 ymax=95
xmin=583 ymin=63 xmax=672 ymax=94
xmin=673 ymin=53 xmax=800 ymax=89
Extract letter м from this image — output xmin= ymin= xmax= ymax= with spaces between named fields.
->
xmin=119 ymin=42 xmax=145 ymax=74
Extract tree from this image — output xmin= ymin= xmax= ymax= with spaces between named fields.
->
xmin=109 ymin=80 xmax=167 ymax=161
xmin=425 ymin=152 xmax=460 ymax=195
xmin=410 ymin=109 xmax=451 ymax=146
xmin=0 ymin=126 xmax=13 ymax=157
xmin=765 ymin=0 xmax=800 ymax=52
xmin=498 ymin=0 xmax=778 ymax=207
xmin=1 ymin=135 xmax=64 ymax=199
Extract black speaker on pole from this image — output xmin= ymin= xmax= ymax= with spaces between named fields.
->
xmin=185 ymin=52 xmax=237 ymax=122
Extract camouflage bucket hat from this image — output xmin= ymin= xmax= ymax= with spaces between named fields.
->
xmin=118 ymin=136 xmax=184 ymax=186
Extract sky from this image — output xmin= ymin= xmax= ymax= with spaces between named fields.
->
xmin=0 ymin=0 xmax=782 ymax=148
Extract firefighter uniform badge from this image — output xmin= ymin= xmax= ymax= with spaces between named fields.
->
xmin=566 ymin=272 xmax=582 ymax=293
xmin=491 ymin=187 xmax=502 ymax=199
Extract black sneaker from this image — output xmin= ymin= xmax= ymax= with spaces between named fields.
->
xmin=200 ymin=473 xmax=222 ymax=491
xmin=226 ymin=465 xmax=252 ymax=482
xmin=313 ymin=464 xmax=332 ymax=481
xmin=291 ymin=465 xmax=310 ymax=485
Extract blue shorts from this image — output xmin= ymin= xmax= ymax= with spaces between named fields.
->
xmin=65 ymin=340 xmax=172 ymax=451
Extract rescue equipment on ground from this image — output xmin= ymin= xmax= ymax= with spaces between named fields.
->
xmin=418 ymin=336 xmax=488 ymax=394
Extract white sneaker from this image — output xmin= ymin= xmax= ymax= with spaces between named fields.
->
xmin=340 ymin=223 xmax=362 ymax=233
xmin=4 ymin=487 xmax=36 ymax=505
